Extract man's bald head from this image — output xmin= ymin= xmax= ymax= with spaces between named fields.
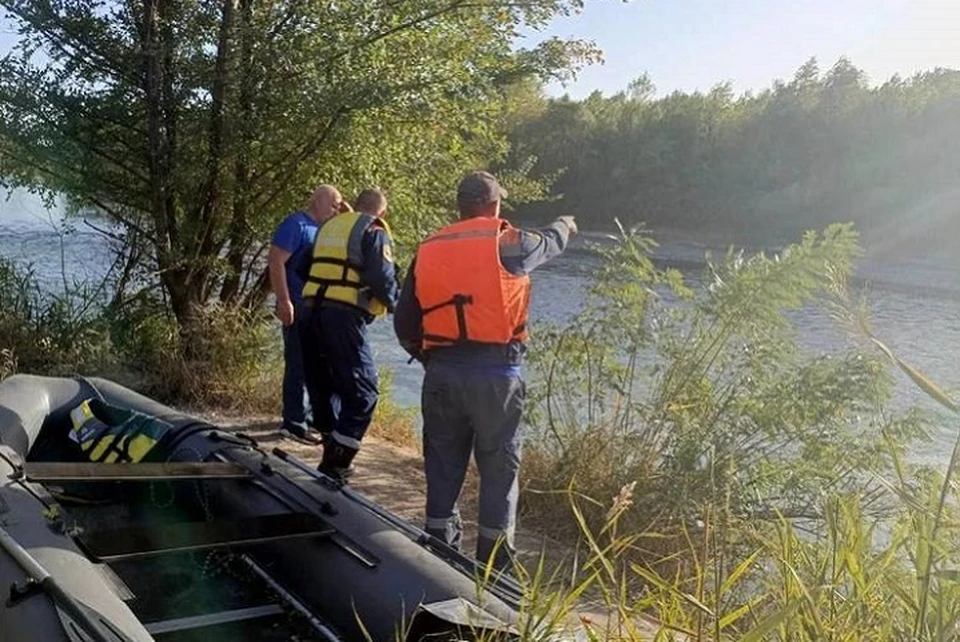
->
xmin=308 ymin=184 xmax=344 ymax=221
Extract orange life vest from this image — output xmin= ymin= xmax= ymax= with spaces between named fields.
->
xmin=414 ymin=216 xmax=531 ymax=351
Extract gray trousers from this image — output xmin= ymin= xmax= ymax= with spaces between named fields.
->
xmin=421 ymin=365 xmax=524 ymax=571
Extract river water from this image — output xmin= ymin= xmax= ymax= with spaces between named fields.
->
xmin=1 ymin=189 xmax=957 ymax=466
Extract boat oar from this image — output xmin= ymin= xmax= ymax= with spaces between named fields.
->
xmin=0 ymin=522 xmax=137 ymax=642
xmin=271 ymin=447 xmax=525 ymax=608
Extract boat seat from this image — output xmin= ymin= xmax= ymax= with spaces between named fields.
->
xmin=76 ymin=512 xmax=336 ymax=562
xmin=21 ymin=461 xmax=251 ymax=482
xmin=143 ymin=604 xmax=285 ymax=635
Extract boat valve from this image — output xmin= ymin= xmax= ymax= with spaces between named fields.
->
xmin=6 ymin=578 xmax=42 ymax=607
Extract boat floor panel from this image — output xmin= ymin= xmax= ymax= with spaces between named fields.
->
xmin=143 ymin=604 xmax=284 ymax=635
xmin=108 ymin=550 xmax=324 ymax=641
xmin=76 ymin=512 xmax=335 ymax=561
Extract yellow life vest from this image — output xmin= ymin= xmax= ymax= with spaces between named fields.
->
xmin=69 ymin=399 xmax=172 ymax=463
xmin=301 ymin=212 xmax=393 ymax=317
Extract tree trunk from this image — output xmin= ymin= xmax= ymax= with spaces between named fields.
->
xmin=220 ymin=0 xmax=253 ymax=305
xmin=184 ymin=0 xmax=238 ymax=308
xmin=143 ymin=0 xmax=192 ymax=325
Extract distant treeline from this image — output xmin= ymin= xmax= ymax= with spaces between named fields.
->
xmin=507 ymin=58 xmax=960 ymax=252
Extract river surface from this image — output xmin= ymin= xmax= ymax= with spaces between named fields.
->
xmin=1 ymin=189 xmax=957 ymax=466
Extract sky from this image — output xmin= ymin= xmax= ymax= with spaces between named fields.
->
xmin=521 ymin=0 xmax=960 ymax=99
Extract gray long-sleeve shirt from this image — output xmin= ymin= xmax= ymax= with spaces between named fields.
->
xmin=393 ymin=219 xmax=572 ymax=368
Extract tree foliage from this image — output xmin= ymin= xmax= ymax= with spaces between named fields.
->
xmin=0 ymin=0 xmax=598 ymax=327
xmin=508 ymin=58 xmax=960 ymax=253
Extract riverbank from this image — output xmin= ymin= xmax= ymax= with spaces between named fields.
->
xmin=4 ymin=219 xmax=960 ymax=639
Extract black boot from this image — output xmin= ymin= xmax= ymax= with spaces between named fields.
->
xmin=317 ymin=442 xmax=358 ymax=481
xmin=477 ymin=535 xmax=518 ymax=577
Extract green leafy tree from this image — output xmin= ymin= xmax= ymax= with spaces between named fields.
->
xmin=0 ymin=0 xmax=599 ymax=333
xmin=508 ymin=58 xmax=960 ymax=253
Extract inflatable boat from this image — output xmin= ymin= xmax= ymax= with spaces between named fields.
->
xmin=0 ymin=374 xmax=543 ymax=642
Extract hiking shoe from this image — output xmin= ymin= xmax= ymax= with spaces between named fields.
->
xmin=279 ymin=424 xmax=323 ymax=445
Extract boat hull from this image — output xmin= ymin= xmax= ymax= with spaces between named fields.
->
xmin=0 ymin=375 xmax=522 ymax=642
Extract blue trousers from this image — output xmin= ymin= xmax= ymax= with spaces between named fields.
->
xmin=281 ymin=303 xmax=312 ymax=429
xmin=303 ymin=304 xmax=378 ymax=448
xmin=299 ymin=306 xmax=336 ymax=433
xmin=421 ymin=366 xmax=524 ymax=572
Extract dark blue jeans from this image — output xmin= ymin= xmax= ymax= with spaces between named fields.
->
xmin=314 ymin=304 xmax=378 ymax=449
xmin=300 ymin=304 xmax=339 ymax=433
xmin=281 ymin=302 xmax=311 ymax=430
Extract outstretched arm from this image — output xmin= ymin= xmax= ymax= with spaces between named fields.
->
xmin=500 ymin=218 xmax=576 ymax=276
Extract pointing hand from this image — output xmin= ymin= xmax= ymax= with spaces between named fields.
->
xmin=557 ymin=216 xmax=578 ymax=236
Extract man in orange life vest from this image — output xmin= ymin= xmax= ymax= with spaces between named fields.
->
xmin=393 ymin=170 xmax=577 ymax=571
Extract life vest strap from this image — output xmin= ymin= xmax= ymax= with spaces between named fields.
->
xmin=304 ymin=275 xmax=363 ymax=289
xmin=421 ymin=293 xmax=473 ymax=315
xmin=421 ymin=301 xmax=527 ymax=347
xmin=421 ymin=294 xmax=474 ymax=344
xmin=86 ymin=419 xmax=152 ymax=464
xmin=308 ymin=256 xmax=360 ymax=288
xmin=82 ymin=419 xmax=129 ymax=463
xmin=420 ymin=228 xmax=500 ymax=245
xmin=313 ymin=254 xmax=348 ymax=263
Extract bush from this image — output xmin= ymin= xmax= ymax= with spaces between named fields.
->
xmin=108 ymin=295 xmax=283 ymax=412
xmin=520 ymin=224 xmax=928 ymax=565
xmin=0 ymin=257 xmax=116 ymax=377
xmin=0 ymin=255 xmax=283 ymax=409
xmin=495 ymin=460 xmax=960 ymax=641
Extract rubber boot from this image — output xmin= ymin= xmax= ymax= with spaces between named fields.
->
xmin=318 ymin=442 xmax=358 ymax=481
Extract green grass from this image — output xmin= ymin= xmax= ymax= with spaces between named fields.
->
xmin=369 ymin=367 xmax=421 ymax=449
xmin=492 ymin=223 xmax=957 ymax=640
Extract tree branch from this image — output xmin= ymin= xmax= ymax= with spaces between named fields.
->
xmin=190 ymin=0 xmax=238 ymax=276
xmin=250 ymin=106 xmax=349 ymax=209
xmin=3 ymin=1 xmax=141 ymax=88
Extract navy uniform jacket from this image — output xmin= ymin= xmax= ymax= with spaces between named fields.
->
xmin=358 ymin=222 xmax=400 ymax=315
xmin=393 ymin=219 xmax=571 ymax=368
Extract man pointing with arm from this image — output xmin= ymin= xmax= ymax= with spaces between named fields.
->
xmin=393 ymin=170 xmax=576 ymax=573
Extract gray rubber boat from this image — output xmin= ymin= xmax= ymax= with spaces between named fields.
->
xmin=0 ymin=374 xmax=535 ymax=642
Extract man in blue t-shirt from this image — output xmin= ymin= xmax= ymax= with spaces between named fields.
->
xmin=268 ymin=184 xmax=347 ymax=442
